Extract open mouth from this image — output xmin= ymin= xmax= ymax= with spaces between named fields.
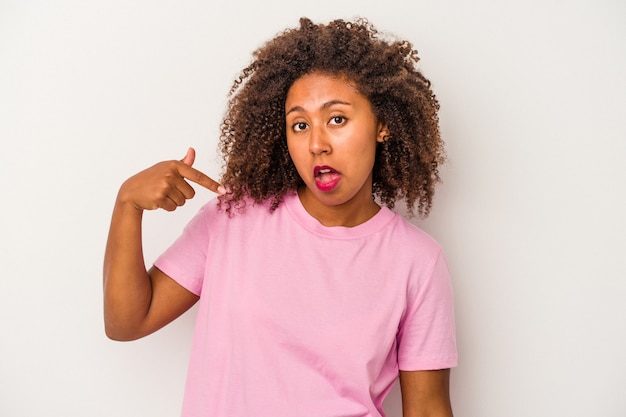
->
xmin=314 ymin=165 xmax=341 ymax=191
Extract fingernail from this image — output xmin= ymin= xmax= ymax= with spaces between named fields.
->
xmin=217 ymin=185 xmax=226 ymax=195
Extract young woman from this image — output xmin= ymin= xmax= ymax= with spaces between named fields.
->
xmin=104 ymin=17 xmax=457 ymax=417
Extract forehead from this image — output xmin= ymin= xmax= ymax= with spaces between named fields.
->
xmin=285 ymin=72 xmax=366 ymax=110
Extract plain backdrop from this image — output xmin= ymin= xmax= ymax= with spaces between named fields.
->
xmin=1 ymin=1 xmax=625 ymax=416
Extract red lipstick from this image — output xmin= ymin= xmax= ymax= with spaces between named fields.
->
xmin=313 ymin=165 xmax=341 ymax=192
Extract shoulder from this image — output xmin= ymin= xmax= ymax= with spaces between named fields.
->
xmin=386 ymin=210 xmax=443 ymax=257
xmin=197 ymin=195 xmax=291 ymax=236
xmin=200 ymin=195 xmax=273 ymax=219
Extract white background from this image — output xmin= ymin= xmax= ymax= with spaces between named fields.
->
xmin=1 ymin=1 xmax=625 ymax=416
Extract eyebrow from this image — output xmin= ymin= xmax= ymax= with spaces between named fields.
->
xmin=285 ymin=99 xmax=351 ymax=116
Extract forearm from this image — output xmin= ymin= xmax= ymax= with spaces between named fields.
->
xmin=103 ymin=198 xmax=152 ymax=341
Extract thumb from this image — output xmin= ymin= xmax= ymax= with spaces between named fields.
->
xmin=181 ymin=147 xmax=195 ymax=166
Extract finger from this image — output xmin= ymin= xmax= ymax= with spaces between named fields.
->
xmin=148 ymin=182 xmax=188 ymax=211
xmin=151 ymin=168 xmax=196 ymax=208
xmin=160 ymin=197 xmax=178 ymax=212
xmin=178 ymin=163 xmax=226 ymax=195
xmin=181 ymin=147 xmax=195 ymax=167
xmin=175 ymin=178 xmax=197 ymax=201
xmin=167 ymin=185 xmax=191 ymax=206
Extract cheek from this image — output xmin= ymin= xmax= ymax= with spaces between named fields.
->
xmin=285 ymin=135 xmax=296 ymax=154
xmin=358 ymin=138 xmax=379 ymax=172
xmin=346 ymin=133 xmax=378 ymax=160
xmin=286 ymin=139 xmax=298 ymax=160
xmin=286 ymin=139 xmax=307 ymax=172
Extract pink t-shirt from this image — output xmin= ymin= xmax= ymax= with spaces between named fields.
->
xmin=154 ymin=192 xmax=457 ymax=417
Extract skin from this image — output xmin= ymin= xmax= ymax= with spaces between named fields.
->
xmin=103 ymin=73 xmax=453 ymax=416
xmin=103 ymin=148 xmax=221 ymax=341
xmin=400 ymin=369 xmax=453 ymax=417
xmin=285 ymin=72 xmax=388 ymax=227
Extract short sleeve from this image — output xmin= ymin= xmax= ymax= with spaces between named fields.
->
xmin=397 ymin=249 xmax=458 ymax=370
xmin=153 ymin=204 xmax=211 ymax=296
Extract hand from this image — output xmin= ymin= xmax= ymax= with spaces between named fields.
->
xmin=118 ymin=148 xmax=225 ymax=212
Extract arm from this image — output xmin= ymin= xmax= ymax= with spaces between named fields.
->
xmin=103 ymin=148 xmax=223 ymax=341
xmin=399 ymin=369 xmax=453 ymax=417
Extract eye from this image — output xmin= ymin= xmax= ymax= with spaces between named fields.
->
xmin=329 ymin=116 xmax=346 ymax=125
xmin=293 ymin=122 xmax=308 ymax=132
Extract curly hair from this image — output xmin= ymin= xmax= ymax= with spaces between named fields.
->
xmin=218 ymin=17 xmax=445 ymax=218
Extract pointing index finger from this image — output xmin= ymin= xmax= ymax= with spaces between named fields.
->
xmin=179 ymin=164 xmax=226 ymax=195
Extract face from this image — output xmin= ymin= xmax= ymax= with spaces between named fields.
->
xmin=285 ymin=72 xmax=389 ymax=223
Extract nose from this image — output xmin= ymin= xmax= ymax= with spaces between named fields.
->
xmin=309 ymin=125 xmax=331 ymax=155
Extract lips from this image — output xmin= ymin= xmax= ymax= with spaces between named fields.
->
xmin=313 ymin=165 xmax=341 ymax=192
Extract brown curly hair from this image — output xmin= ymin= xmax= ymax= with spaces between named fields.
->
xmin=218 ymin=17 xmax=445 ymax=218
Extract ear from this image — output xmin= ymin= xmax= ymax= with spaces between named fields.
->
xmin=376 ymin=122 xmax=390 ymax=143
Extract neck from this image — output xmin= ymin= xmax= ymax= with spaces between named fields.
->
xmin=297 ymin=187 xmax=381 ymax=227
